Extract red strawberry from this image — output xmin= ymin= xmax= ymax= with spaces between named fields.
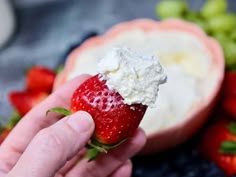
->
xmin=221 ymin=71 xmax=236 ymax=119
xmin=26 ymin=66 xmax=56 ymax=93
xmin=71 ymin=74 xmax=147 ymax=145
xmin=0 ymin=129 xmax=11 ymax=145
xmin=0 ymin=112 xmax=22 ymax=145
xmin=48 ymin=74 xmax=148 ymax=160
xmin=200 ymin=118 xmax=236 ymax=176
xmin=222 ymin=71 xmax=236 ymax=98
xmin=223 ymin=96 xmax=236 ymax=119
xmin=9 ymin=91 xmax=48 ymax=116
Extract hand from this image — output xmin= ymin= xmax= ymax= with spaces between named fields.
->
xmin=0 ymin=75 xmax=146 ymax=177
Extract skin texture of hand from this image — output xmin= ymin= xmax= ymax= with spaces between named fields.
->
xmin=0 ymin=75 xmax=146 ymax=177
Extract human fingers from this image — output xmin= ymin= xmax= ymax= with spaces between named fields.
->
xmin=109 ymin=160 xmax=132 ymax=177
xmin=66 ymin=128 xmax=146 ymax=177
xmin=57 ymin=148 xmax=87 ymax=175
xmin=7 ymin=111 xmax=94 ymax=177
xmin=0 ymin=75 xmax=91 ymax=174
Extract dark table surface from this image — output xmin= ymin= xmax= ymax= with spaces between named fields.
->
xmin=1 ymin=0 xmax=236 ymax=176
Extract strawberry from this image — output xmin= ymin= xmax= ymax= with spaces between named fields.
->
xmin=26 ymin=66 xmax=56 ymax=93
xmin=200 ymin=117 xmax=236 ymax=176
xmin=9 ymin=91 xmax=48 ymax=116
xmin=70 ymin=74 xmax=147 ymax=145
xmin=222 ymin=71 xmax=236 ymax=98
xmin=221 ymin=71 xmax=236 ymax=119
xmin=0 ymin=129 xmax=10 ymax=145
xmin=48 ymin=74 xmax=147 ymax=160
xmin=223 ymin=97 xmax=236 ymax=119
xmin=0 ymin=111 xmax=22 ymax=145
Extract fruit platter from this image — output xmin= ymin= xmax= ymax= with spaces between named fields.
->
xmin=1 ymin=0 xmax=236 ymax=176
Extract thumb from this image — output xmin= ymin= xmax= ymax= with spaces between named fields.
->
xmin=8 ymin=111 xmax=94 ymax=177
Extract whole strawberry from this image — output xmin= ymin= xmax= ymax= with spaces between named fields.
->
xmin=26 ymin=66 xmax=56 ymax=93
xmin=71 ymin=74 xmax=147 ymax=145
xmin=9 ymin=91 xmax=48 ymax=116
xmin=48 ymin=74 xmax=147 ymax=160
xmin=200 ymin=117 xmax=236 ymax=176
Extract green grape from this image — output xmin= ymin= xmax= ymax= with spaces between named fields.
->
xmin=212 ymin=32 xmax=236 ymax=70
xmin=212 ymin=33 xmax=236 ymax=68
xmin=184 ymin=12 xmax=210 ymax=34
xmin=195 ymin=20 xmax=211 ymax=34
xmin=231 ymin=30 xmax=236 ymax=42
xmin=208 ymin=14 xmax=236 ymax=33
xmin=184 ymin=11 xmax=200 ymax=21
xmin=213 ymin=32 xmax=228 ymax=46
xmin=156 ymin=0 xmax=188 ymax=19
xmin=201 ymin=0 xmax=227 ymax=19
xmin=223 ymin=40 xmax=236 ymax=68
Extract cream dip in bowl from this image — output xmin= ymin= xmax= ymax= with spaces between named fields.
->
xmin=54 ymin=19 xmax=225 ymax=154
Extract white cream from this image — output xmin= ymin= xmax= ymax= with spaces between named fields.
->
xmin=97 ymin=47 xmax=167 ymax=106
xmin=66 ymin=29 xmax=216 ymax=132
xmin=140 ymin=66 xmax=201 ymax=134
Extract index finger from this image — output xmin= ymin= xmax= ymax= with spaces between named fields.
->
xmin=0 ymin=74 xmax=91 ymax=174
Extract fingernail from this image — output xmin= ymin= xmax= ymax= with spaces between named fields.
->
xmin=67 ymin=111 xmax=94 ymax=133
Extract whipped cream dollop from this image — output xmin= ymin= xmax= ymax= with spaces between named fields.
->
xmin=97 ymin=47 xmax=167 ymax=106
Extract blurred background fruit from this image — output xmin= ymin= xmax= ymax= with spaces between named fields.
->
xmin=156 ymin=0 xmax=236 ymax=70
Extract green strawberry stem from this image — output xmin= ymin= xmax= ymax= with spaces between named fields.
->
xmin=84 ymin=138 xmax=128 ymax=161
xmin=220 ymin=141 xmax=236 ymax=154
xmin=0 ymin=111 xmax=21 ymax=134
xmin=219 ymin=122 xmax=236 ymax=154
xmin=228 ymin=122 xmax=236 ymax=135
xmin=87 ymin=140 xmax=107 ymax=153
xmin=0 ymin=111 xmax=21 ymax=138
xmin=5 ymin=111 xmax=21 ymax=130
xmin=55 ymin=65 xmax=64 ymax=74
xmin=84 ymin=139 xmax=107 ymax=161
xmin=100 ymin=138 xmax=128 ymax=149
xmin=85 ymin=148 xmax=101 ymax=162
xmin=46 ymin=108 xmax=72 ymax=116
xmin=0 ymin=125 xmax=5 ymax=134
